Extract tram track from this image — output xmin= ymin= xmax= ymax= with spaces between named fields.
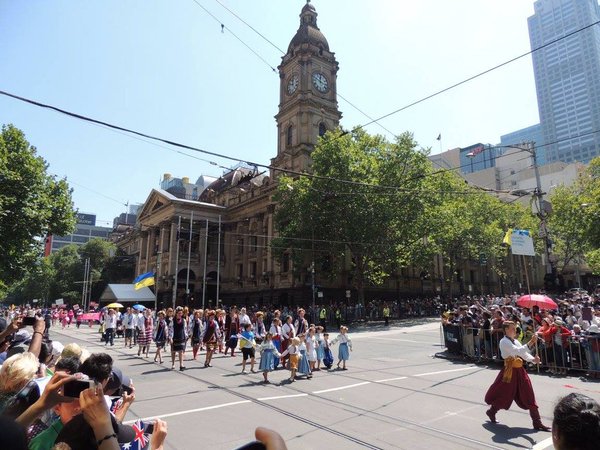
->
xmin=51 ymin=328 xmax=505 ymax=449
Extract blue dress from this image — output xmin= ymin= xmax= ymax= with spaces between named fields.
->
xmin=298 ymin=348 xmax=311 ymax=374
xmin=338 ymin=342 xmax=350 ymax=361
xmin=259 ymin=348 xmax=277 ymax=372
xmin=316 ymin=339 xmax=325 ymax=360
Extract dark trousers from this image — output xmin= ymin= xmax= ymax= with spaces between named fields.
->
xmin=105 ymin=328 xmax=114 ymax=346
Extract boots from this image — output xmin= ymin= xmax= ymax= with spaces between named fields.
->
xmin=486 ymin=406 xmax=499 ymax=424
xmin=530 ymin=408 xmax=551 ymax=431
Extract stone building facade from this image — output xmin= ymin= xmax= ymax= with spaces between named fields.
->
xmin=118 ymin=3 xmax=508 ymax=309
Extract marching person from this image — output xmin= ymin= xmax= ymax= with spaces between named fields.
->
xmin=189 ymin=310 xmax=204 ymax=360
xmin=202 ymin=310 xmax=220 ymax=368
xmin=169 ymin=307 xmax=188 ymax=371
xmin=281 ymin=316 xmax=296 ymax=369
xmin=123 ymin=307 xmax=135 ymax=349
xmin=104 ymin=309 xmax=117 ymax=347
xmin=269 ymin=317 xmax=283 ymax=369
xmin=484 ymin=321 xmax=551 ymax=431
xmin=258 ymin=333 xmax=281 ymax=383
xmin=225 ymin=308 xmax=240 ymax=357
xmin=153 ymin=310 xmax=168 ymax=364
xmin=294 ymin=309 xmax=309 ymax=336
xmin=330 ymin=326 xmax=352 ymax=370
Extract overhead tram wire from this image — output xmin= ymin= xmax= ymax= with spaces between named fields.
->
xmin=351 ymin=19 xmax=600 ymax=133
xmin=207 ymin=0 xmax=398 ymax=138
xmin=0 ymin=89 xmax=479 ymax=194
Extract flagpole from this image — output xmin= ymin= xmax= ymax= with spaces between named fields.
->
xmin=216 ymin=215 xmax=221 ymax=308
xmin=202 ymin=218 xmax=209 ymax=310
xmin=186 ymin=211 xmax=193 ymax=303
xmin=172 ymin=216 xmax=181 ymax=309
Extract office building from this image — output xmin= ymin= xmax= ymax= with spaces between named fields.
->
xmin=528 ymin=0 xmax=600 ymax=164
xmin=44 ymin=213 xmax=112 ymax=256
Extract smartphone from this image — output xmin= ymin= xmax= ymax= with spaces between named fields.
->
xmin=63 ymin=379 xmax=95 ymax=398
xmin=22 ymin=316 xmax=37 ymax=326
xmin=234 ymin=442 xmax=266 ymax=450
xmin=2 ymin=380 xmax=40 ymax=418
xmin=144 ymin=423 xmax=154 ymax=434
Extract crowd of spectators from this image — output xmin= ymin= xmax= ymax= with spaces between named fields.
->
xmin=0 ymin=306 xmax=287 ymax=450
xmin=441 ymin=291 xmax=600 ymax=378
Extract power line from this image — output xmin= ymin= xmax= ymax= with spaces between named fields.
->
xmin=354 ymin=19 xmax=600 ymax=130
xmin=208 ymin=0 xmax=397 ymax=137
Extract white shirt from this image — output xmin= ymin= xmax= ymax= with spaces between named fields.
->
xmin=499 ymin=336 xmax=535 ymax=362
xmin=331 ymin=333 xmax=352 ymax=350
xmin=282 ymin=323 xmax=295 ymax=339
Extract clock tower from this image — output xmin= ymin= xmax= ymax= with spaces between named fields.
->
xmin=271 ymin=1 xmax=342 ymax=176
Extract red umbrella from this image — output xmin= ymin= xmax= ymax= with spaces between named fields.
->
xmin=517 ymin=294 xmax=558 ymax=310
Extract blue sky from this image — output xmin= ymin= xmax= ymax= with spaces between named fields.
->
xmin=0 ymin=0 xmax=539 ymax=225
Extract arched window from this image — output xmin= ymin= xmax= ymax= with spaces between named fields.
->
xmin=287 ymin=125 xmax=293 ymax=147
xmin=318 ymin=122 xmax=327 ymax=137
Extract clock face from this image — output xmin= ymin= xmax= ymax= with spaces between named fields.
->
xmin=312 ymin=72 xmax=328 ymax=92
xmin=287 ymin=75 xmax=299 ymax=95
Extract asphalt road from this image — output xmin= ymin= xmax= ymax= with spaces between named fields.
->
xmin=48 ymin=319 xmax=594 ymax=450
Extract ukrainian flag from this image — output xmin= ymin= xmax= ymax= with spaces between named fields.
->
xmin=133 ymin=271 xmax=155 ymax=290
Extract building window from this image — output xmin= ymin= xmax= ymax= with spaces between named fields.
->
xmin=287 ymin=125 xmax=293 ymax=147
xmin=250 ymin=236 xmax=257 ymax=252
xmin=319 ymin=122 xmax=327 ymax=137
xmin=237 ymin=238 xmax=244 ymax=255
xmin=237 ymin=264 xmax=243 ymax=280
xmin=250 ymin=262 xmax=257 ymax=280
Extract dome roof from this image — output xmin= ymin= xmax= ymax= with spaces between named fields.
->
xmin=288 ymin=2 xmax=329 ymax=52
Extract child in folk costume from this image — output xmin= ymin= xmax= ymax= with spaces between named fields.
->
xmin=254 ymin=312 xmax=267 ymax=344
xmin=315 ymin=326 xmax=325 ymax=371
xmin=279 ymin=337 xmax=301 ymax=382
xmin=189 ymin=310 xmax=204 ymax=360
xmin=297 ymin=334 xmax=313 ymax=379
xmin=153 ymin=310 xmax=168 ymax=363
xmin=169 ymin=307 xmax=189 ymax=371
xmin=239 ymin=323 xmax=257 ymax=374
xmin=225 ymin=308 xmax=240 ymax=357
xmin=269 ymin=317 xmax=283 ymax=369
xmin=330 ymin=326 xmax=352 ymax=370
xmin=258 ymin=333 xmax=281 ymax=383
xmin=305 ymin=326 xmax=319 ymax=373
xmin=322 ymin=333 xmax=334 ymax=369
xmin=202 ymin=310 xmax=221 ymax=367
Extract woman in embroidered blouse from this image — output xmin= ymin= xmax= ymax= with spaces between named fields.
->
xmin=153 ymin=310 xmax=168 ymax=363
xmin=269 ymin=317 xmax=283 ymax=369
xmin=189 ymin=310 xmax=204 ymax=360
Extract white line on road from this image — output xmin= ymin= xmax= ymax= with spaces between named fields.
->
xmin=369 ymin=337 xmax=421 ymax=343
xmin=257 ymin=393 xmax=308 ymax=401
xmin=124 ymin=400 xmax=251 ymax=424
xmin=531 ymin=437 xmax=553 ymax=450
xmin=414 ymin=367 xmax=478 ymax=377
xmin=313 ymin=381 xmax=372 ymax=394
xmin=374 ymin=376 xmax=408 ymax=383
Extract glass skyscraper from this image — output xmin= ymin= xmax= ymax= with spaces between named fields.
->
xmin=528 ymin=0 xmax=600 ymax=164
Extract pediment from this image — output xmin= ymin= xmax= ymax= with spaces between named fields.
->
xmin=137 ymin=189 xmax=174 ymax=221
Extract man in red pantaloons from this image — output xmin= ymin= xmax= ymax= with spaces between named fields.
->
xmin=484 ymin=321 xmax=551 ymax=431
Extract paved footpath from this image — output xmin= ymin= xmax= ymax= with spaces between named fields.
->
xmin=48 ymin=320 xmax=592 ymax=450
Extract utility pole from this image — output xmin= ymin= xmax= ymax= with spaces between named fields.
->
xmin=527 ymin=141 xmax=553 ymax=278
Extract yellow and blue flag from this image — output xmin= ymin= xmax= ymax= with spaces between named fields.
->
xmin=133 ymin=271 xmax=155 ymax=290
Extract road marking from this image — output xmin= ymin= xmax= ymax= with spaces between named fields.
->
xmin=123 ymin=400 xmax=251 ymax=423
xmin=531 ymin=437 xmax=553 ymax=450
xmin=414 ymin=367 xmax=478 ymax=377
xmin=374 ymin=376 xmax=408 ymax=383
xmin=313 ymin=381 xmax=371 ymax=394
xmin=257 ymin=393 xmax=308 ymax=401
xmin=369 ymin=337 xmax=420 ymax=343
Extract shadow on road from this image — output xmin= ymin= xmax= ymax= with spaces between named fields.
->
xmin=482 ymin=422 xmax=539 ymax=448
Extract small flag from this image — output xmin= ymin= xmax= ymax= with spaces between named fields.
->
xmin=436 ymin=133 xmax=441 ymax=141
xmin=133 ymin=272 xmax=155 ymax=290
xmin=468 ymin=145 xmax=484 ymax=157
xmin=121 ymin=419 xmax=150 ymax=450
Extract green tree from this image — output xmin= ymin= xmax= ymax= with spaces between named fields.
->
xmin=273 ymin=129 xmax=437 ymax=303
xmin=0 ymin=124 xmax=76 ymax=289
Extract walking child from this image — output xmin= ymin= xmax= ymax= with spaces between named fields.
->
xmin=330 ymin=325 xmax=352 ymax=370
xmin=315 ymin=326 xmax=325 ymax=370
xmin=322 ymin=332 xmax=334 ymax=369
xmin=279 ymin=337 xmax=301 ymax=382
xmin=258 ymin=333 xmax=281 ymax=383
xmin=240 ymin=323 xmax=257 ymax=374
xmin=305 ymin=327 xmax=318 ymax=373
xmin=297 ymin=334 xmax=312 ymax=379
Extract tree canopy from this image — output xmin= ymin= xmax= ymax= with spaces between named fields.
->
xmin=273 ymin=129 xmax=534 ymax=300
xmin=0 ymin=124 xmax=76 ymax=289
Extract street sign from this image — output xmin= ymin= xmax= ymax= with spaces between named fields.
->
xmin=318 ymin=291 xmax=323 ymax=298
xmin=345 ymin=290 xmax=351 ymax=298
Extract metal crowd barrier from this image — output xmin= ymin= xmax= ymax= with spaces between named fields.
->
xmin=440 ymin=324 xmax=600 ymax=378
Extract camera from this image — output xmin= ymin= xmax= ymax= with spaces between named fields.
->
xmin=63 ymin=379 xmax=96 ymax=398
xmin=22 ymin=316 xmax=37 ymax=326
